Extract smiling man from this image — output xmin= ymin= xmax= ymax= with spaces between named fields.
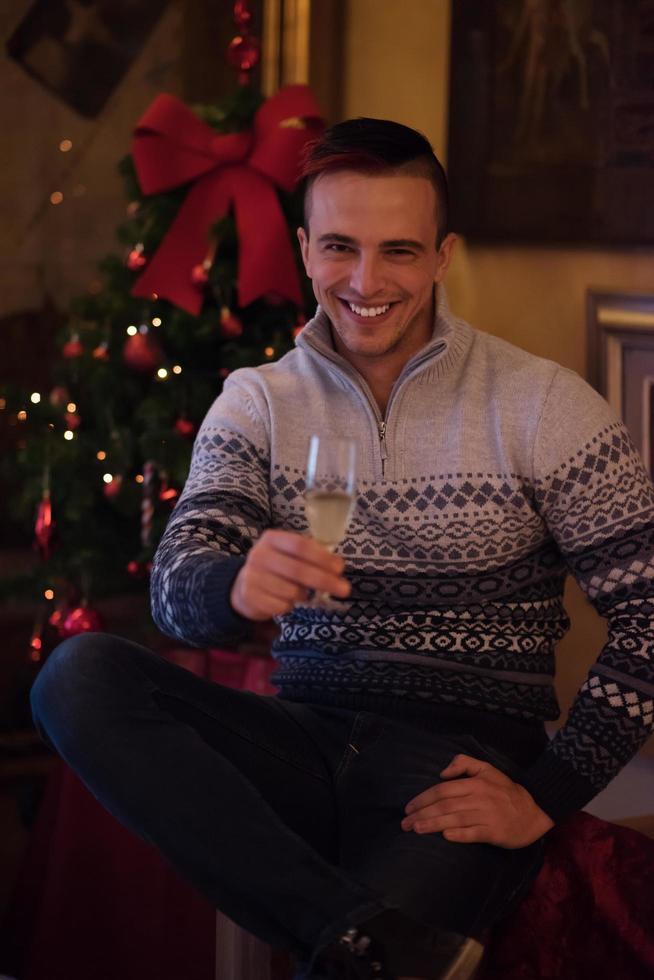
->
xmin=31 ymin=120 xmax=654 ymax=980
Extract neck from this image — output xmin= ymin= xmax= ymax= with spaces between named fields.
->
xmin=330 ymin=292 xmax=436 ymax=417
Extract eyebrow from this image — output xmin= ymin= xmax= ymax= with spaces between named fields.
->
xmin=317 ymin=233 xmax=426 ymax=252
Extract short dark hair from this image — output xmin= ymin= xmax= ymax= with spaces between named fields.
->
xmin=298 ymin=117 xmax=450 ymax=247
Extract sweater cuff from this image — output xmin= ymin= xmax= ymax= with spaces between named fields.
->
xmin=199 ymin=555 xmax=253 ymax=642
xmin=520 ymin=749 xmax=599 ymax=824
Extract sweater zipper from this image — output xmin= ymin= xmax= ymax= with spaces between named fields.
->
xmin=378 ymin=421 xmax=388 ymax=477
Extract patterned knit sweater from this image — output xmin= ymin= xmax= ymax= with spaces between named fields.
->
xmin=151 ymin=291 xmax=654 ymax=823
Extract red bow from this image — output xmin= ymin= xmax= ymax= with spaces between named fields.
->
xmin=130 ymin=86 xmax=323 ymax=315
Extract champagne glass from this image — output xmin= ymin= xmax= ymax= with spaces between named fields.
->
xmin=304 ymin=435 xmax=357 ymax=604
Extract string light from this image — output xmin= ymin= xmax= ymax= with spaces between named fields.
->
xmin=96 ymin=450 xmax=107 ymax=461
xmin=157 ymin=368 xmax=168 ymax=380
xmin=17 ymin=410 xmax=27 ymax=421
xmin=44 ymin=589 xmax=54 ymax=600
xmin=30 ymin=392 xmax=41 ymax=404
xmin=152 ymin=317 xmax=162 ymax=327
xmin=172 ymin=364 xmax=182 ymax=375
xmin=59 ymin=139 xmax=73 ymax=152
xmin=50 ymin=191 xmax=64 ymax=205
xmin=126 ymin=325 xmax=138 ymax=336
xmin=66 ymin=402 xmax=77 ymax=413
xmin=64 ymin=430 xmax=74 ymax=440
xmin=135 ymin=474 xmax=144 ymax=484
xmin=264 ymin=346 xmax=275 ymax=358
xmin=103 ymin=473 xmax=113 ymax=483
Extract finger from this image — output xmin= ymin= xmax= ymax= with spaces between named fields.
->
xmin=442 ymin=826 xmax=490 ymax=844
xmin=402 ymin=797 xmax=476 ymax=829
xmin=406 ymin=811 xmax=485 ymax=835
xmin=264 ymin=529 xmax=346 ymax=573
xmin=440 ymin=754 xmax=491 ymax=780
xmin=405 ymin=779 xmax=475 ymax=814
xmin=254 ymin=549 xmax=350 ymax=598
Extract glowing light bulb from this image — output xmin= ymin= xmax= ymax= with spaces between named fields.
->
xmin=44 ymin=589 xmax=54 ymax=600
xmin=135 ymin=474 xmax=144 ymax=484
xmin=67 ymin=402 xmax=77 ymax=413
xmin=64 ymin=430 xmax=74 ymax=440
xmin=97 ymin=451 xmax=107 ymax=461
xmin=126 ymin=325 xmax=137 ymax=336
xmin=50 ymin=191 xmax=64 ymax=205
xmin=157 ymin=368 xmax=168 ymax=380
xmin=172 ymin=365 xmax=182 ymax=375
xmin=152 ymin=317 xmax=162 ymax=327
xmin=264 ymin=347 xmax=275 ymax=358
xmin=30 ymin=392 xmax=41 ymax=404
xmin=103 ymin=473 xmax=113 ymax=483
xmin=59 ymin=139 xmax=73 ymax=152
xmin=17 ymin=410 xmax=27 ymax=421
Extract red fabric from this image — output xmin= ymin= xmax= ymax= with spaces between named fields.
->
xmin=130 ymin=87 xmax=324 ymax=314
xmin=1 ymin=648 xmax=277 ymax=980
xmin=480 ymin=811 xmax=654 ymax=980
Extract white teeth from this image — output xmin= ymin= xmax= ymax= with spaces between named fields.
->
xmin=348 ymin=302 xmax=390 ymax=317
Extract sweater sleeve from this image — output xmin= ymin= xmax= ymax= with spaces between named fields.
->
xmin=150 ymin=372 xmax=271 ymax=648
xmin=521 ymin=367 xmax=654 ymax=822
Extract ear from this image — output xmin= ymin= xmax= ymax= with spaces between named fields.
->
xmin=434 ymin=233 xmax=457 ymax=283
xmin=297 ymin=226 xmax=312 ymax=278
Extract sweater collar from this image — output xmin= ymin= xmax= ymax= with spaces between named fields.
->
xmin=295 ymin=285 xmax=472 ymax=381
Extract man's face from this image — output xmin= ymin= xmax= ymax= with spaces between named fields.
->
xmin=297 ymin=170 xmax=455 ymax=365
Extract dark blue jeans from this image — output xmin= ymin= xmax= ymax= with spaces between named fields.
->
xmin=30 ymin=633 xmax=546 ymax=968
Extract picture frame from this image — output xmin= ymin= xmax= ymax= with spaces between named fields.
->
xmin=6 ymin=0 xmax=167 ymax=118
xmin=587 ymin=290 xmax=654 ymax=474
xmin=448 ymin=0 xmax=654 ymax=244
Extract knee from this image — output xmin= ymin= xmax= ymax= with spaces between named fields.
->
xmin=30 ymin=632 xmax=118 ymax=744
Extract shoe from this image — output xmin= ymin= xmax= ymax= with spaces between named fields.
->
xmin=307 ymin=924 xmax=393 ymax=978
xmin=307 ymin=909 xmax=486 ymax=980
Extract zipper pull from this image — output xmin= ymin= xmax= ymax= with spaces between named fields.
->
xmin=379 ymin=421 xmax=388 ymax=476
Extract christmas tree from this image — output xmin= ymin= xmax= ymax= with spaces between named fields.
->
xmin=1 ymin=5 xmax=323 ymax=663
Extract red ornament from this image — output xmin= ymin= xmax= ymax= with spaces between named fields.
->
xmin=159 ymin=484 xmax=179 ymax=504
xmin=60 ymin=603 xmax=104 ymax=638
xmin=103 ymin=475 xmax=123 ymax=499
xmin=29 ymin=632 xmax=43 ymax=664
xmin=49 ymin=385 xmax=70 ymax=407
xmin=48 ymin=605 xmax=68 ymax=635
xmin=127 ymin=243 xmax=148 ymax=271
xmin=174 ymin=416 xmax=196 ymax=438
xmin=127 ymin=559 xmax=150 ymax=579
xmin=62 ymin=335 xmax=83 ymax=359
xmin=64 ymin=411 xmax=81 ymax=430
xmin=191 ymin=258 xmax=211 ymax=286
xmin=93 ymin=341 xmax=110 ymax=361
xmin=227 ymin=34 xmax=260 ymax=73
xmin=233 ymin=0 xmax=252 ymax=28
xmin=123 ymin=331 xmax=163 ymax=373
xmin=34 ymin=490 xmax=55 ymax=560
xmin=220 ymin=306 xmax=243 ymax=338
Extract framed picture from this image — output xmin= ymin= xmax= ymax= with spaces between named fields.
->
xmin=6 ymin=0 xmax=167 ymax=118
xmin=587 ymin=290 xmax=654 ymax=474
xmin=448 ymin=1 xmax=654 ymax=244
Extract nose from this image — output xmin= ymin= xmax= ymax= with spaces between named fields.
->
xmin=348 ymin=252 xmax=385 ymax=300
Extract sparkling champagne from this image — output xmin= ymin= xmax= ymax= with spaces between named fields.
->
xmin=305 ymin=489 xmax=354 ymax=549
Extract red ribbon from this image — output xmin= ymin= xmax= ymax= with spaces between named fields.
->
xmin=130 ymin=86 xmax=323 ymax=315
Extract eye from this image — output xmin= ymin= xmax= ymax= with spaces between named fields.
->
xmin=324 ymin=243 xmax=352 ymax=253
xmin=386 ymin=248 xmax=414 ymax=257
